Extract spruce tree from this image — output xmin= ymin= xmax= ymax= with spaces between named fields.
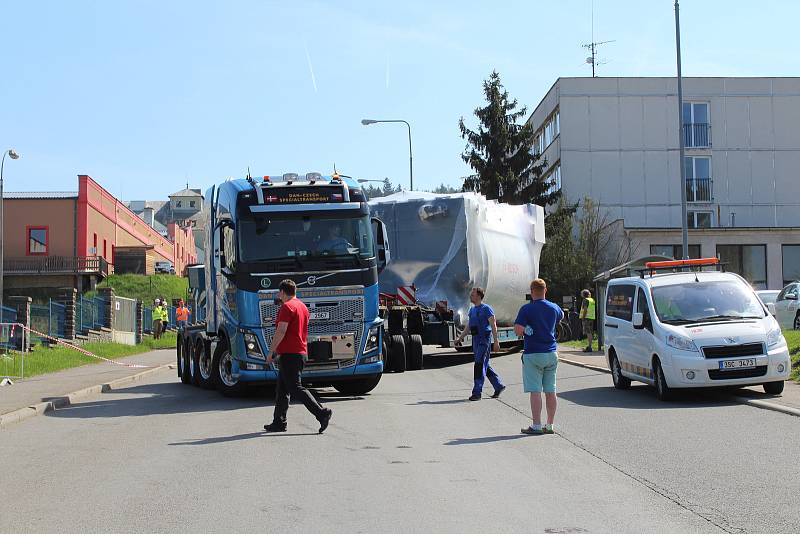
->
xmin=459 ymin=71 xmax=560 ymax=206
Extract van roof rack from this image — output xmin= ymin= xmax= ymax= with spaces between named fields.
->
xmin=636 ymin=257 xmax=725 ymax=278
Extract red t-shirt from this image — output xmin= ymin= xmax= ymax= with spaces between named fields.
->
xmin=275 ymin=297 xmax=309 ymax=355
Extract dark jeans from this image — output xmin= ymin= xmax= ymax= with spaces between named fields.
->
xmin=472 ymin=340 xmax=503 ymax=397
xmin=272 ymin=354 xmax=325 ymax=425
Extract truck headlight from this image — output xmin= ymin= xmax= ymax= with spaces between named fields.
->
xmin=666 ymin=333 xmax=698 ymax=352
xmin=243 ymin=331 xmax=265 ymax=360
xmin=766 ymin=328 xmax=784 ymax=348
xmin=364 ymin=326 xmax=380 ymax=353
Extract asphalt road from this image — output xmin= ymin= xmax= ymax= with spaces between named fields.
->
xmin=1 ymin=348 xmax=798 ymax=534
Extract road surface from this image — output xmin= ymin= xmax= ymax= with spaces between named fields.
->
xmin=1 ymin=348 xmax=798 ymax=533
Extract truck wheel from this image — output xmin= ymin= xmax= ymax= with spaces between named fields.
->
xmin=389 ymin=334 xmax=406 ymax=373
xmin=763 ymin=381 xmax=785 ymax=395
xmin=176 ymin=336 xmax=184 ymax=379
xmin=193 ymin=340 xmax=215 ymax=389
xmin=407 ymin=334 xmax=424 ymax=371
xmin=180 ymin=339 xmax=192 ymax=384
xmin=213 ymin=339 xmax=245 ymax=397
xmin=333 ymin=374 xmax=382 ymax=396
xmin=381 ymin=338 xmax=390 ymax=370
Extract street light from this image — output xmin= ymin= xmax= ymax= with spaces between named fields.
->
xmin=674 ymin=0 xmax=689 ymax=260
xmin=361 ymin=119 xmax=413 ymax=191
xmin=0 ymin=149 xmax=20 ymax=320
xmin=356 ymin=179 xmax=385 ymax=184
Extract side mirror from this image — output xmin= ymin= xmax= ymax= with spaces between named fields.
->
xmin=371 ymin=217 xmax=391 ymax=272
xmin=632 ymin=312 xmax=644 ymax=329
xmin=787 ymin=294 xmax=798 ymax=301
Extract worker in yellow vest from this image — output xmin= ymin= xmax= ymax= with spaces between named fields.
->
xmin=579 ymin=289 xmax=596 ymax=352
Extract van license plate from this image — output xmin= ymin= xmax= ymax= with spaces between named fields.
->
xmin=310 ymin=312 xmax=330 ymax=320
xmin=719 ymin=358 xmax=757 ymax=370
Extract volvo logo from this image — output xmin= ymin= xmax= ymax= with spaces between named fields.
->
xmin=307 ymin=276 xmax=317 ymax=286
xmin=260 ymin=278 xmax=272 ymax=289
xmin=724 ymin=337 xmax=737 ymax=344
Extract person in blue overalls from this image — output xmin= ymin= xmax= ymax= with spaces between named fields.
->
xmin=454 ymin=287 xmax=506 ymax=401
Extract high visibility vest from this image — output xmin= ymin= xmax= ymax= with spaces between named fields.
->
xmin=581 ymin=297 xmax=596 ymax=320
xmin=154 ymin=306 xmax=164 ymax=321
xmin=176 ymin=307 xmax=190 ymax=321
xmin=161 ymin=307 xmax=170 ymax=321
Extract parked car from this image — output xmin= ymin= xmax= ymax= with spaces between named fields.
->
xmin=756 ymin=290 xmax=781 ymax=316
xmin=604 ymin=259 xmax=789 ymax=400
xmin=155 ymin=261 xmax=175 ymax=275
xmin=774 ymin=282 xmax=800 ymax=330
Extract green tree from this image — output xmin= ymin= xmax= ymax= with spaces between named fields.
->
xmin=539 ymin=198 xmax=590 ymax=304
xmin=431 ymin=183 xmax=460 ymax=194
xmin=459 ymin=71 xmax=558 ymax=206
xmin=382 ymin=177 xmax=396 ymax=196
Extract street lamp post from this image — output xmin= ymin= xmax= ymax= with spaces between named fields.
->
xmin=675 ymin=0 xmax=689 ymax=260
xmin=0 ymin=149 xmax=20 ymax=320
xmin=361 ymin=119 xmax=413 ymax=191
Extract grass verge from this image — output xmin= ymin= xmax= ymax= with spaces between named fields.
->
xmin=0 ymin=332 xmax=176 ymax=379
xmin=89 ymin=274 xmax=189 ymax=305
xmin=785 ymin=330 xmax=800 ymax=381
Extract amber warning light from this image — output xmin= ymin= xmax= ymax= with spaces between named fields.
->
xmin=644 ymin=258 xmax=719 ymax=269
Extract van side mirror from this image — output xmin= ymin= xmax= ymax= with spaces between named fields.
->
xmin=371 ymin=217 xmax=391 ymax=272
xmin=632 ymin=312 xmax=644 ymax=329
xmin=787 ymin=294 xmax=798 ymax=301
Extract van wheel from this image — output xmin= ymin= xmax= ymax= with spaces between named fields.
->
xmin=763 ymin=381 xmax=785 ymax=395
xmin=213 ymin=339 xmax=245 ymax=397
xmin=610 ymin=352 xmax=631 ymax=390
xmin=653 ymin=359 xmax=673 ymax=401
xmin=193 ymin=340 xmax=215 ymax=389
xmin=389 ymin=335 xmax=406 ymax=373
xmin=794 ymin=313 xmax=800 ymax=330
xmin=407 ymin=334 xmax=424 ymax=371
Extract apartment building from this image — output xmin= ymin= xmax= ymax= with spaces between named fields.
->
xmin=526 ymin=77 xmax=800 ymax=289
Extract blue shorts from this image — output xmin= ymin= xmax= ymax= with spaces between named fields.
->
xmin=522 ymin=352 xmax=558 ymax=393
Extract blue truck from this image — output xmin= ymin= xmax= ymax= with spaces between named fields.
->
xmin=176 ymin=172 xmax=391 ymax=396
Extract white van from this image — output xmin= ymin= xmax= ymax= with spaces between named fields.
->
xmin=604 ymin=261 xmax=790 ymax=400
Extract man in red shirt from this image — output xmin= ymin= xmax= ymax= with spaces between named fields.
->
xmin=264 ymin=279 xmax=332 ymax=434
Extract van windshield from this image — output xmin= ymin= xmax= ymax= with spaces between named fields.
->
xmin=651 ymin=280 xmax=766 ymax=324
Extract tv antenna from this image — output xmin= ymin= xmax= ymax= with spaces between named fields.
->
xmin=582 ymin=0 xmax=614 ymax=77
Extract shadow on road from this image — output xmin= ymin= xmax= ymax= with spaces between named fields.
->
xmin=558 ymin=384 xmax=736 ymax=410
xmin=45 ymin=381 xmax=364 ymax=420
xmin=419 ymin=347 xmax=519 ymax=371
xmin=169 ymin=431 xmax=317 ymax=446
xmin=444 ymin=434 xmax=531 ymax=445
xmin=410 ymin=398 xmax=469 ymax=406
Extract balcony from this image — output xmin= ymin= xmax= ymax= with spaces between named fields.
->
xmin=4 ymin=256 xmax=109 ymax=277
xmin=686 ymin=178 xmax=713 ymax=203
xmin=683 ymin=123 xmax=711 ymax=148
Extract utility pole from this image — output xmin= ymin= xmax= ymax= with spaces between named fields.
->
xmin=675 ymin=0 xmax=689 ymax=260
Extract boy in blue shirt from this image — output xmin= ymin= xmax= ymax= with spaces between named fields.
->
xmin=454 ymin=287 xmax=505 ymax=401
xmin=514 ymin=278 xmax=563 ymax=435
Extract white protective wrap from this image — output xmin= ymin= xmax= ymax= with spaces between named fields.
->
xmin=369 ymin=191 xmax=545 ymax=326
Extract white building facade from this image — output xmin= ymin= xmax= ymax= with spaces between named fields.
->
xmin=527 ymin=77 xmax=800 ymax=289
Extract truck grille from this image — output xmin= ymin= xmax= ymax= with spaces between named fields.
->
xmin=708 ymin=366 xmax=768 ymax=380
xmin=702 ymin=343 xmax=764 ymax=359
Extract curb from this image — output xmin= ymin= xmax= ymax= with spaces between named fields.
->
xmin=0 ymin=363 xmax=175 ymax=430
xmin=559 ymin=356 xmax=800 ymax=419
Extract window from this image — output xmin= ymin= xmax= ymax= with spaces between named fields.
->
xmin=189 ymin=200 xmax=196 ymax=208
xmin=606 ymin=284 xmax=636 ymax=321
xmin=716 ymin=244 xmax=767 ymax=289
xmin=93 ymin=233 xmax=98 ymax=252
xmin=176 ymin=200 xmax=182 ymax=208
xmin=782 ymin=245 xmax=800 ymax=286
xmin=650 ymin=244 xmax=701 ymax=259
xmin=636 ymin=287 xmax=653 ymax=332
xmin=103 ymin=239 xmax=107 ymax=259
xmin=682 ymin=102 xmax=710 ymax=147
xmin=684 ymin=156 xmax=712 ymax=202
xmin=687 ymin=211 xmax=712 ymax=229
xmin=27 ymin=226 xmax=48 ymax=255
xmin=776 ymin=284 xmax=798 ymax=302
xmin=532 ymin=110 xmax=559 ymax=156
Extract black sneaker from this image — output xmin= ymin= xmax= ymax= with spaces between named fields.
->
xmin=468 ymin=394 xmax=481 ymax=401
xmin=264 ymin=422 xmax=287 ymax=433
xmin=318 ymin=408 xmax=332 ymax=434
xmin=491 ymin=386 xmax=506 ymax=399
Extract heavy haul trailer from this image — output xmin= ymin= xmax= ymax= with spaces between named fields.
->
xmin=175 ymin=172 xmax=391 ymax=396
xmin=369 ymin=191 xmax=545 ymax=371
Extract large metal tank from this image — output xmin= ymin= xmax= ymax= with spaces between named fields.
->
xmin=369 ymin=191 xmax=545 ymax=326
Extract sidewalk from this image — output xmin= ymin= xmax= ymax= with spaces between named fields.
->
xmin=0 ymin=349 xmax=175 ymax=416
xmin=557 ymin=346 xmax=800 ymax=412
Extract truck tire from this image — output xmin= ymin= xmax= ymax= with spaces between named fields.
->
xmin=180 ymin=339 xmax=192 ymax=384
xmin=333 ymin=374 xmax=382 ymax=396
xmin=389 ymin=334 xmax=406 ymax=373
xmin=176 ymin=336 xmax=185 ymax=379
xmin=407 ymin=334 xmax=424 ymax=371
xmin=381 ymin=338 xmax=389 ymax=369
xmin=212 ymin=339 xmax=245 ymax=397
xmin=193 ymin=339 xmax=215 ymax=389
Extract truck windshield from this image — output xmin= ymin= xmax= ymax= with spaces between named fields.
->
xmin=652 ymin=280 xmax=766 ymax=324
xmin=238 ymin=214 xmax=375 ymax=263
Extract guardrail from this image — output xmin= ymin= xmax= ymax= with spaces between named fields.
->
xmin=4 ymin=256 xmax=109 ymax=276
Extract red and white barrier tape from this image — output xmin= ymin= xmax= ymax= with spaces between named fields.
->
xmin=19 ymin=324 xmax=152 ymax=369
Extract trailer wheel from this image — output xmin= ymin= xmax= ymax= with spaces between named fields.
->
xmin=407 ymin=334 xmax=424 ymax=371
xmin=180 ymin=339 xmax=192 ymax=384
xmin=389 ymin=334 xmax=406 ymax=373
xmin=213 ymin=339 xmax=245 ymax=397
xmin=176 ymin=336 xmax=184 ymax=379
xmin=333 ymin=374 xmax=382 ymax=396
xmin=193 ymin=340 xmax=215 ymax=389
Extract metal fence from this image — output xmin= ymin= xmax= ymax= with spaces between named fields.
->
xmin=30 ymin=300 xmax=66 ymax=345
xmin=75 ymin=296 xmax=106 ymax=334
xmin=113 ymin=296 xmax=137 ymax=333
xmin=0 ymin=307 xmax=19 ymax=353
xmin=142 ymin=305 xmax=176 ymax=333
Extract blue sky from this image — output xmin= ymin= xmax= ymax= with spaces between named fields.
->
xmin=1 ymin=0 xmax=796 ymax=200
